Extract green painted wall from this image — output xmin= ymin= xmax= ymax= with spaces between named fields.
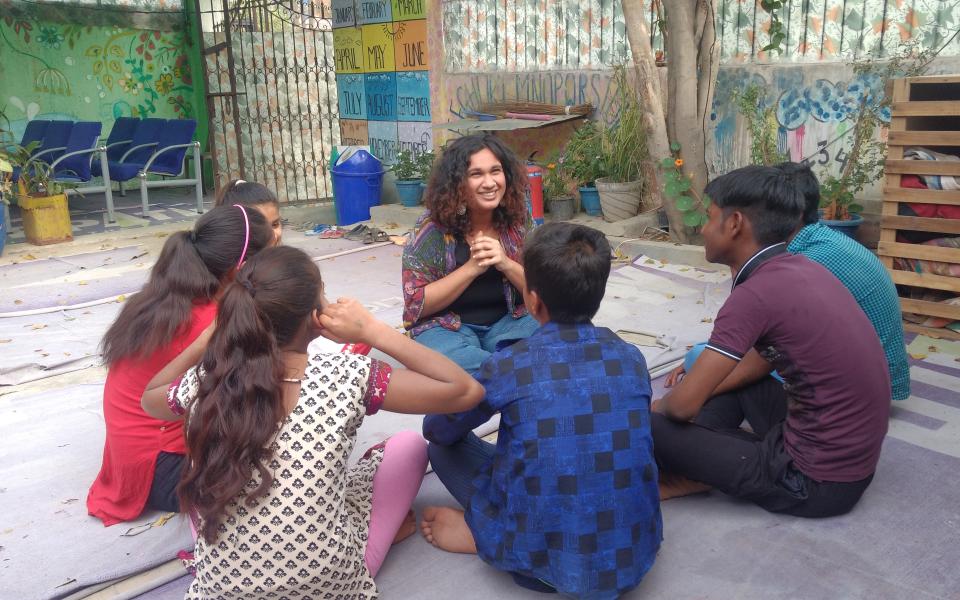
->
xmin=0 ymin=6 xmax=195 ymax=139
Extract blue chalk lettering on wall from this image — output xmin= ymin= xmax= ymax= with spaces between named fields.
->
xmin=331 ymin=0 xmax=356 ymax=27
xmin=365 ymin=72 xmax=397 ymax=122
xmin=357 ymin=0 xmax=392 ymax=25
xmin=396 ymin=71 xmax=430 ymax=122
xmin=337 ymin=74 xmax=367 ymax=120
xmin=368 ymin=120 xmax=400 ymax=164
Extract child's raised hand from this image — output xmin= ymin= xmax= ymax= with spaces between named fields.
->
xmin=319 ymin=298 xmax=383 ymax=345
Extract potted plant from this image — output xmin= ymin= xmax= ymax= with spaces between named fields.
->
xmin=593 ymin=66 xmax=650 ymax=222
xmin=543 ymin=158 xmax=574 ymax=221
xmin=562 ymin=121 xmax=605 ymax=217
xmin=5 ymin=143 xmax=73 ymax=245
xmin=390 ymin=149 xmax=435 ymax=208
xmin=817 ymin=101 xmax=883 ymax=238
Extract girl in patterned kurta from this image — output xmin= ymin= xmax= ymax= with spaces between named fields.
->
xmin=142 ymin=246 xmax=484 ymax=599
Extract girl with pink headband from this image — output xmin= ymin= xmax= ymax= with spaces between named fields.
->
xmin=87 ymin=205 xmax=273 ymax=527
xmin=216 ymin=179 xmax=283 ymax=246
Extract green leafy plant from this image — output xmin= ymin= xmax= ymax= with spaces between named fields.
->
xmin=820 ymin=43 xmax=934 ymax=221
xmin=1 ymin=142 xmax=69 ymax=199
xmin=542 ymin=158 xmax=569 ymax=201
xmin=562 ymin=121 xmax=607 ymax=186
xmin=734 ymin=84 xmax=788 ymax=166
xmin=759 ymin=0 xmax=787 ymax=55
xmin=392 ymin=149 xmax=436 ymax=181
xmin=562 ymin=66 xmax=648 ymax=187
xmin=660 ymin=141 xmax=710 ymax=228
xmin=391 ymin=150 xmax=420 ymax=180
xmin=599 ymin=66 xmax=648 ymax=183
xmin=415 ymin=150 xmax=436 ymax=182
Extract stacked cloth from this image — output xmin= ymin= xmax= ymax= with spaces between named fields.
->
xmin=903 ymin=147 xmax=960 ymax=190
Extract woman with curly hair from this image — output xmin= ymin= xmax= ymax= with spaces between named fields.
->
xmin=402 ymin=134 xmax=539 ymax=371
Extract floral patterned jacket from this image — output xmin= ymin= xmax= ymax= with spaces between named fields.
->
xmin=402 ymin=212 xmax=530 ymax=336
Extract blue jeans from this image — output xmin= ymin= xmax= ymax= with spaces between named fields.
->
xmin=415 ymin=313 xmax=539 ymax=372
xmin=428 ymin=433 xmax=557 ymax=594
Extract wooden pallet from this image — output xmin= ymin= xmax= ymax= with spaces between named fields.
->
xmin=879 ymin=75 xmax=960 ymax=341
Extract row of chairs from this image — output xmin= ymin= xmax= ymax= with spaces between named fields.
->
xmin=10 ymin=117 xmax=203 ymax=224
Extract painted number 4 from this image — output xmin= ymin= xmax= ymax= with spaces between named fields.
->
xmin=810 ymin=140 xmax=850 ymax=172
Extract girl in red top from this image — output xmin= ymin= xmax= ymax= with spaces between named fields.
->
xmin=87 ymin=204 xmax=273 ymax=526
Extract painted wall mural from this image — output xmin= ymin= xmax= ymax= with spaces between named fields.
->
xmin=333 ymin=0 xmax=431 ymax=164
xmin=0 ymin=5 xmax=193 ymax=141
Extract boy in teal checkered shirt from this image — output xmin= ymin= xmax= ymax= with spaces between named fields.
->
xmin=782 ymin=162 xmax=909 ymax=401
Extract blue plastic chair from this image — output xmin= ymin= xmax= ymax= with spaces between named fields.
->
xmin=30 ymin=120 xmax=73 ymax=166
xmin=99 ymin=118 xmax=166 ymax=184
xmin=102 ymin=117 xmax=139 ymax=162
xmin=136 ymin=119 xmax=202 ymax=215
xmin=23 ymin=121 xmax=117 ymax=223
xmin=18 ymin=120 xmax=49 ymax=153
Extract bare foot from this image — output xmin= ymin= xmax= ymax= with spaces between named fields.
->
xmin=659 ymin=472 xmax=712 ymax=500
xmin=420 ymin=506 xmax=478 ymax=554
xmin=392 ymin=510 xmax=416 ymax=545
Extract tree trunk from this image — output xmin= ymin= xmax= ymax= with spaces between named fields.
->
xmin=621 ymin=0 xmax=691 ymax=243
xmin=664 ymin=0 xmax=714 ymax=200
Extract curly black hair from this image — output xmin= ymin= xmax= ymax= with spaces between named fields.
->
xmin=424 ymin=134 xmax=529 ymax=235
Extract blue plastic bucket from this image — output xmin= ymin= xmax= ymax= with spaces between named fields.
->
xmin=396 ymin=180 xmax=424 ymax=207
xmin=579 ymin=186 xmax=602 ymax=216
xmin=331 ymin=149 xmax=384 ymax=226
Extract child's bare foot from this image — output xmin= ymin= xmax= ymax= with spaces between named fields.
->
xmin=659 ymin=472 xmax=712 ymax=500
xmin=420 ymin=506 xmax=477 ymax=554
xmin=392 ymin=510 xmax=416 ymax=545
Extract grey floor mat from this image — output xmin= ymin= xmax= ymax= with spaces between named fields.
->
xmin=137 ymin=433 xmax=960 ymax=599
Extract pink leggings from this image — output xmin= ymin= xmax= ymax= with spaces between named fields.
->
xmin=364 ymin=430 xmax=428 ymax=577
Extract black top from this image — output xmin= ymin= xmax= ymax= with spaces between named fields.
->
xmin=448 ymin=237 xmax=510 ymax=326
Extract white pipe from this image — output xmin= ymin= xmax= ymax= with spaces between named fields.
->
xmin=0 ymin=242 xmax=394 ymax=319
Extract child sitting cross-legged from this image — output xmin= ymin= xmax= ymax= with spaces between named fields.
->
xmin=652 ymin=165 xmax=891 ymax=518
xmin=420 ymin=222 xmax=663 ymax=599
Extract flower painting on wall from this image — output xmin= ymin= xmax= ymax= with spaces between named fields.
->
xmin=0 ymin=8 xmax=193 ymax=132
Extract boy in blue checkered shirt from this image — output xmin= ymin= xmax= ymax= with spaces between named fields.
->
xmin=420 ymin=223 xmax=662 ymax=599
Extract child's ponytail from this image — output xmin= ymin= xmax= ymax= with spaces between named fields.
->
xmin=177 ymin=246 xmax=323 ymax=543
xmin=100 ymin=205 xmax=273 ymax=366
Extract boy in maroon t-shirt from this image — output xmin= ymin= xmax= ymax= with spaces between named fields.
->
xmin=652 ymin=165 xmax=890 ymax=518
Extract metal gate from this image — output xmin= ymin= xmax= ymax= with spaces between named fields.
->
xmin=194 ymin=0 xmax=339 ymax=203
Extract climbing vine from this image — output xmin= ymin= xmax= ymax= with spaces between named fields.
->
xmin=660 ymin=142 xmax=710 ymax=229
xmin=759 ymin=0 xmax=786 ymax=55
xmin=733 ymin=83 xmax=788 ymax=166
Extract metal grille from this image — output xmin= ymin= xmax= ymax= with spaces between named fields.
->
xmin=195 ymin=0 xmax=339 ymax=202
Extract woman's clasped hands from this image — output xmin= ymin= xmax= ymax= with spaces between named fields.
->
xmin=469 ymin=231 xmax=508 ymax=272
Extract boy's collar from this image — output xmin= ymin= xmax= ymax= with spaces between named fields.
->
xmin=732 ymin=242 xmax=787 ymax=288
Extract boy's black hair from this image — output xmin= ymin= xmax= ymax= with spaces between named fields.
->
xmin=522 ymin=223 xmax=611 ymax=323
xmin=704 ymin=165 xmax=806 ymax=246
xmin=777 ymin=161 xmax=821 ymax=225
